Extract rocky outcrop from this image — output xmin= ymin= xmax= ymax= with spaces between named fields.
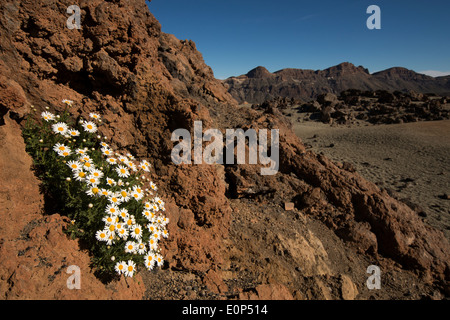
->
xmin=0 ymin=0 xmax=449 ymax=300
xmin=255 ymin=90 xmax=450 ymax=125
xmin=223 ymin=63 xmax=450 ymax=104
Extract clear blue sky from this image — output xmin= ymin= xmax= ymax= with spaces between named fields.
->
xmin=147 ymin=0 xmax=450 ymax=79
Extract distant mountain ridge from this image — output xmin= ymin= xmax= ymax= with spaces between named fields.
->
xmin=222 ymin=62 xmax=450 ymax=104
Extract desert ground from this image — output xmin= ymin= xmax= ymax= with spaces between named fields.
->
xmin=291 ymin=118 xmax=450 ymax=241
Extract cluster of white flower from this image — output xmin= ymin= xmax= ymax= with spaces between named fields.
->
xmin=41 ymin=105 xmax=168 ymax=277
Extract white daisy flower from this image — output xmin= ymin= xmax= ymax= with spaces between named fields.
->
xmin=130 ymin=224 xmax=143 ymax=240
xmin=106 ymin=177 xmax=116 ymax=186
xmin=131 ymin=186 xmax=144 ymax=201
xmin=68 ymin=129 xmax=80 ymax=137
xmin=105 ymin=204 xmax=119 ymax=216
xmin=82 ymin=121 xmax=97 ymax=133
xmin=152 ymin=231 xmax=161 ymax=242
xmin=118 ymin=208 xmax=129 ymax=220
xmin=73 ymin=170 xmax=87 ymax=181
xmin=144 ymin=253 xmax=156 ymax=270
xmin=89 ymin=112 xmax=101 ymax=120
xmin=41 ymin=111 xmax=55 ymax=122
xmin=147 ymin=223 xmax=157 ymax=234
xmin=118 ymin=155 xmax=128 ymax=164
xmin=106 ymin=157 xmax=117 ymax=165
xmin=95 ymin=229 xmax=109 ymax=242
xmin=106 ymin=222 xmax=117 ymax=234
xmin=161 ymin=216 xmax=170 ymax=226
xmin=124 ymin=215 xmax=136 ymax=228
xmin=108 ymin=193 xmax=122 ymax=205
xmin=53 ymin=143 xmax=69 ymax=153
xmin=86 ymin=175 xmax=100 ymax=186
xmin=115 ymin=261 xmax=127 ymax=275
xmin=57 ymin=149 xmax=72 ymax=157
xmin=148 ymin=238 xmax=158 ymax=251
xmin=142 ymin=210 xmax=152 ymax=220
xmin=126 ymin=161 xmax=137 ymax=172
xmin=137 ymin=242 xmax=146 ymax=255
xmin=154 ymin=197 xmax=164 ymax=207
xmin=150 ymin=203 xmax=159 ymax=213
xmin=155 ymin=254 xmax=164 ymax=267
xmin=161 ymin=228 xmax=169 ymax=239
xmin=124 ymin=260 xmax=136 ymax=277
xmin=140 ymin=161 xmax=150 ymax=172
xmin=67 ymin=160 xmax=82 ymax=171
xmin=124 ymin=241 xmax=137 ymax=254
xmin=99 ymin=188 xmax=111 ymax=197
xmin=80 ymin=161 xmax=94 ymax=171
xmin=100 ymin=142 xmax=109 ymax=148
xmin=105 ymin=233 xmax=115 ymax=245
xmin=101 ymin=147 xmax=113 ymax=157
xmin=102 ymin=214 xmax=116 ymax=225
xmin=52 ymin=122 xmax=68 ymax=135
xmin=117 ymin=227 xmax=129 ymax=239
xmin=75 ymin=148 xmax=88 ymax=155
xmin=116 ymin=165 xmax=130 ymax=178
xmin=62 ymin=99 xmax=73 ymax=106
xmin=86 ymin=186 xmax=101 ymax=197
xmin=89 ymin=168 xmax=104 ymax=179
xmin=119 ymin=189 xmax=130 ymax=202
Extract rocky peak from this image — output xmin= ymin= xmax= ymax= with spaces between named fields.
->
xmin=246 ymin=66 xmax=272 ymax=78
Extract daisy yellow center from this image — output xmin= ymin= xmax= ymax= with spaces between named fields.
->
xmin=112 ymin=197 xmax=118 ymax=203
xmin=109 ymin=208 xmax=116 ymax=214
xmin=118 ymin=265 xmax=123 ymax=270
xmin=92 ymin=187 xmax=99 ymax=194
xmin=135 ymin=228 xmax=140 ymax=234
xmin=85 ymin=163 xmax=91 ymax=168
xmin=120 ymin=169 xmax=126 ymax=174
xmin=128 ymin=266 xmax=133 ymax=272
xmin=58 ymin=127 xmax=64 ymax=131
xmin=127 ymin=220 xmax=132 ymax=226
xmin=128 ymin=245 xmax=133 ymax=250
xmin=59 ymin=146 xmax=65 ymax=151
xmin=136 ymin=188 xmax=142 ymax=193
xmin=148 ymin=256 xmax=153 ymax=261
xmin=109 ymin=225 xmax=115 ymax=232
xmin=121 ymin=191 xmax=127 ymax=197
xmin=78 ymin=172 xmax=85 ymax=177
xmin=71 ymin=164 xmax=77 ymax=169
xmin=87 ymin=124 xmax=93 ymax=130
xmin=90 ymin=178 xmax=96 ymax=183
xmin=62 ymin=152 xmax=69 ymax=156
xmin=100 ymin=233 xmax=106 ymax=238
